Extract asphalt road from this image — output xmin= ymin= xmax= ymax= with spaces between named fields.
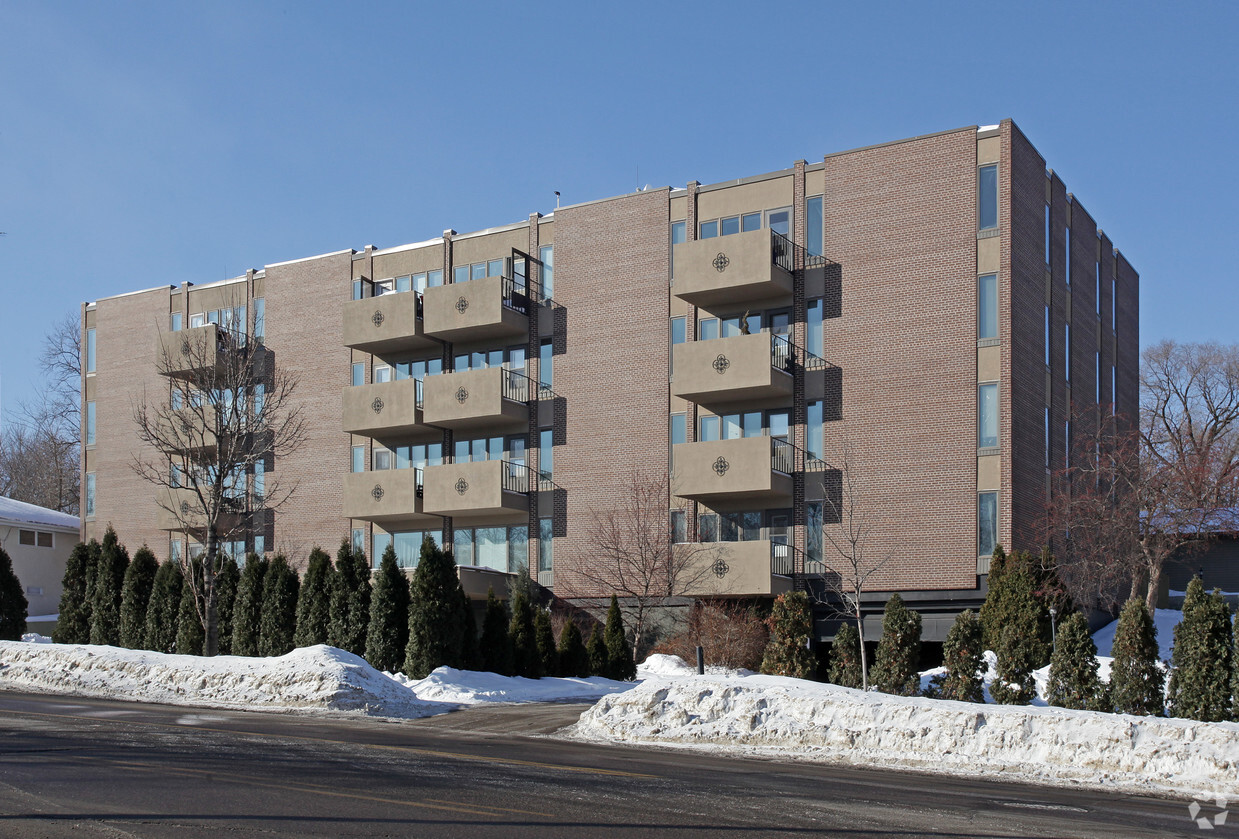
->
xmin=0 ymin=690 xmax=1207 ymax=838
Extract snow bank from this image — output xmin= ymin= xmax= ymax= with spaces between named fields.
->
xmin=396 ymin=667 xmax=631 ymax=704
xmin=570 ymin=674 xmax=1239 ymax=799
xmin=0 ymin=641 xmax=442 ymax=718
xmin=637 ymin=653 xmax=754 ymax=679
xmin=1092 ymin=608 xmax=1182 ymax=662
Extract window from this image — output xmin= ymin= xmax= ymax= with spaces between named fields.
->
xmin=1111 ymin=277 xmax=1116 ymax=333
xmin=171 ymin=312 xmax=182 ymax=332
xmin=807 ymin=196 xmax=824 ymax=257
xmin=807 ymin=401 xmax=823 ymax=460
xmin=766 ymin=208 xmax=790 ymax=237
xmin=85 ymin=473 xmax=96 ymax=517
xmin=453 ymin=526 xmax=528 ymax=572
xmin=978 ymin=165 xmax=998 ymax=230
xmin=670 ymin=510 xmax=687 ymax=544
xmin=1064 ymin=322 xmax=1071 ymax=383
xmin=538 ymin=518 xmax=553 ymax=572
xmin=86 ymin=401 xmax=96 ymax=446
xmin=1044 ymin=204 xmax=1051 ymax=264
xmin=352 ymin=528 xmax=365 ymax=553
xmin=190 ymin=313 xmax=205 ymax=328
xmin=699 ymin=220 xmax=718 ymax=239
xmin=254 ymin=298 xmax=265 ymax=340
xmin=253 ymin=460 xmax=265 ymax=499
xmin=978 ymin=383 xmax=998 ymax=449
xmin=453 ymin=345 xmax=524 ymax=372
xmin=700 ymin=415 xmax=719 ymax=442
xmin=1064 ymin=226 xmax=1071 ymax=286
xmin=698 ymin=318 xmax=718 ymax=341
xmin=1044 ymin=406 xmax=1051 ymax=469
xmin=1111 ymin=365 xmax=1117 ymax=415
xmin=669 ymin=222 xmax=685 ymax=277
xmin=539 ymin=340 xmax=553 ymax=389
xmin=978 ymin=493 xmax=998 ymax=557
xmin=1065 ymin=420 xmax=1071 ymax=469
xmin=86 ymin=328 xmax=96 ymax=373
xmin=373 ymin=447 xmax=391 ymax=471
xmin=18 ymin=530 xmax=35 ymax=546
xmin=1096 ymin=351 xmax=1101 ymax=404
xmin=373 ymin=365 xmax=391 ymax=384
xmin=352 ymin=362 xmax=364 ymax=387
xmin=253 ymin=535 xmax=265 ymax=558
xmin=670 ymin=317 xmax=686 ymax=346
xmin=540 ymin=428 xmax=553 ymax=478
xmin=538 ymin=245 xmax=553 ymax=297
xmin=807 ymin=299 xmax=823 ymax=357
xmin=170 ymin=539 xmax=182 ymax=563
xmin=1044 ymin=306 xmax=1051 ymax=367
xmin=978 ymin=274 xmax=997 ymax=339
xmin=1095 ymin=262 xmax=1102 ymax=318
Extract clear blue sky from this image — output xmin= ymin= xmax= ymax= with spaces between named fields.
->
xmin=1 ymin=1 xmax=1236 ymax=420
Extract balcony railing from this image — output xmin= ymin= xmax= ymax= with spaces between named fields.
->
xmin=501 ymin=368 xmax=534 ymax=403
xmin=770 ymin=230 xmax=794 ymax=274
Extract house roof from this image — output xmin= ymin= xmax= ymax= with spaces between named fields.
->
xmin=0 ymin=496 xmax=81 ymax=531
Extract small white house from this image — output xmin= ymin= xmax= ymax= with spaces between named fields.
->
xmin=0 ymin=496 xmax=80 ymax=634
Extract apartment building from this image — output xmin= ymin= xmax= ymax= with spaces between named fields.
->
xmin=80 ymin=119 xmax=1139 ymax=641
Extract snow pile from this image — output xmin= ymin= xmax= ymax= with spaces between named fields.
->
xmin=0 ymin=641 xmax=442 ymax=718
xmin=1093 ymin=608 xmax=1182 ymax=662
xmin=397 ymin=667 xmax=631 ymax=705
xmin=20 ymin=633 xmax=52 ymax=644
xmin=637 ymin=653 xmax=754 ymax=679
xmin=570 ymin=673 xmax=1239 ymax=798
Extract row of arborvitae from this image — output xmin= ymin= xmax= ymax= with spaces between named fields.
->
xmin=759 ymin=548 xmax=1237 ymax=723
xmin=48 ymin=528 xmax=639 ymax=682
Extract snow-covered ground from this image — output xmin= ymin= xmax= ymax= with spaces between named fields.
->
xmin=0 ymin=641 xmax=631 ymax=718
xmin=569 ymin=673 xmax=1239 ymax=800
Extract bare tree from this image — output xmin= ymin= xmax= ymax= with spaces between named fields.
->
xmin=132 ymin=312 xmax=305 ymax=656
xmin=571 ymin=471 xmax=716 ymax=660
xmin=1047 ymin=341 xmax=1239 ymax=611
xmin=0 ymin=313 xmax=81 ymax=513
xmin=815 ymin=437 xmax=893 ymax=691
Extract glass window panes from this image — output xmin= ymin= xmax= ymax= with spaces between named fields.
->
xmin=1045 ymin=204 xmax=1051 ymax=264
xmin=670 ymin=511 xmax=687 ymax=543
xmin=471 ymin=263 xmax=487 ymax=281
xmin=768 ymin=410 xmax=789 ymax=440
xmin=670 ymin=317 xmax=686 ymax=345
xmin=721 ymin=414 xmax=741 ymax=440
xmin=700 ymin=416 xmax=719 ymax=442
xmin=171 ymin=312 xmax=182 ymax=332
xmin=540 ymin=340 xmax=553 ymax=388
xmin=978 ymin=492 xmax=998 ymax=557
xmin=767 ymin=209 xmax=790 ymax=236
xmin=670 ymin=414 xmax=686 ymax=446
xmin=86 ymin=329 xmax=96 ymax=373
xmin=1064 ymin=226 xmax=1071 ymax=286
xmin=699 ymin=220 xmax=718 ymax=239
xmin=807 ymin=196 xmax=824 ymax=256
xmin=487 ymin=258 xmax=503 ymax=278
xmin=374 ymin=366 xmax=391 ymax=384
xmin=807 ymin=299 xmax=823 ymax=357
xmin=807 ymin=401 xmax=823 ymax=459
xmin=978 ymin=383 xmax=999 ymax=448
xmin=352 ymin=362 xmax=364 ymax=387
xmin=720 ymin=215 xmax=740 ymax=236
xmin=978 ymin=274 xmax=998 ymax=339
xmin=1065 ymin=322 xmax=1071 ymax=382
xmin=540 ymin=429 xmax=553 ymax=476
xmin=742 ymin=212 xmax=761 ymax=232
xmin=253 ymin=298 xmax=264 ymax=339
xmin=454 ymin=266 xmax=469 ymax=283
xmin=978 ymin=165 xmax=998 ymax=230
xmin=538 ymin=518 xmax=553 ymax=572
xmin=1044 ymin=306 xmax=1051 ymax=366
xmin=373 ymin=448 xmax=391 ymax=470
xmin=509 ymin=526 xmax=528 ymax=573
xmin=698 ymin=318 xmax=718 ymax=341
xmin=85 ymin=473 xmax=96 ymax=517
xmin=86 ymin=401 xmax=96 ymax=445
xmin=428 ymin=269 xmax=443 ymax=287
xmin=742 ymin=412 xmax=762 ymax=438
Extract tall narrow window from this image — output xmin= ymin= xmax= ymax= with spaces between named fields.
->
xmin=1095 ymin=262 xmax=1101 ymax=318
xmin=85 ymin=473 xmax=96 ymax=518
xmin=351 ymin=445 xmax=365 ymax=473
xmin=978 ymin=274 xmax=998 ymax=339
xmin=807 ymin=299 xmax=823 ymax=357
xmin=1044 ymin=306 xmax=1051 ymax=367
xmin=539 ymin=245 xmax=553 ymax=297
xmin=1044 ymin=406 xmax=1051 ymax=469
xmin=1064 ymin=322 xmax=1071 ymax=383
xmin=807 ymin=400 xmax=823 ymax=460
xmin=352 ymin=362 xmax=364 ymax=387
xmin=1065 ymin=420 xmax=1071 ymax=469
xmin=670 ymin=316 xmax=686 ymax=346
xmin=978 ymin=383 xmax=999 ymax=449
xmin=1112 ymin=365 xmax=1117 ymax=415
xmin=670 ymin=511 xmax=687 ymax=544
xmin=540 ymin=428 xmax=553 ymax=478
xmin=171 ymin=312 xmax=182 ymax=332
xmin=807 ymin=196 xmax=824 ymax=256
xmin=1064 ymin=226 xmax=1071 ymax=286
xmin=978 ymin=492 xmax=998 ymax=558
xmin=1095 ymin=351 xmax=1101 ymax=404
xmin=85 ymin=401 xmax=96 ymax=446
xmin=978 ymin=165 xmax=998 ymax=230
xmin=698 ymin=318 xmax=718 ymax=341
xmin=539 ymin=339 xmax=553 ymax=389
xmin=669 ymin=222 xmax=685 ymax=278
xmin=538 ymin=518 xmax=553 ymax=572
xmin=1111 ymin=277 xmax=1116 ymax=334
xmin=1044 ymin=204 xmax=1051 ymax=264
xmin=86 ymin=328 xmax=96 ymax=373
xmin=254 ymin=297 xmax=265 ymax=340
xmin=670 ymin=414 xmax=686 ymax=446
xmin=700 ymin=415 xmax=719 ymax=442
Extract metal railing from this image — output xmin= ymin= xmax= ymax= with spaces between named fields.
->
xmin=414 ymin=467 xmax=424 ymax=498
xmin=771 ymin=334 xmax=794 ymax=372
xmin=771 ymin=438 xmax=794 ymax=474
xmin=771 ymin=230 xmax=795 ymax=274
xmin=501 ymin=368 xmax=535 ymax=403
xmin=770 ymin=539 xmax=794 ymax=576
xmin=502 ymin=461 xmax=533 ymax=495
xmin=414 ymin=377 xmax=424 ymax=410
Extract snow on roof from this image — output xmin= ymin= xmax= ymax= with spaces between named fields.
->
xmin=0 ymin=497 xmax=80 ymax=531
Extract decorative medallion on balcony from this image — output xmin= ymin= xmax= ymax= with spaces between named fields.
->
xmin=455 ymin=478 xmax=469 ymax=495
xmin=712 ymin=252 xmax=730 ymax=273
xmin=180 ymin=340 xmax=191 ymax=356
xmin=180 ymin=500 xmax=190 ymax=515
xmin=455 ymin=387 xmax=469 ymax=404
xmin=455 ymin=297 xmax=469 ymax=314
xmin=712 ymin=456 xmax=730 ymax=476
xmin=712 ymin=354 xmax=730 ymax=375
xmin=712 ymin=558 xmax=730 ymax=578
xmin=371 ymin=397 xmax=384 ymax=414
xmin=371 ymin=310 xmax=385 ymax=328
xmin=371 ymin=484 xmax=384 ymax=502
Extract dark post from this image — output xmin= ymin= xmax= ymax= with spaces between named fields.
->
xmin=695 ymin=645 xmax=705 ymax=675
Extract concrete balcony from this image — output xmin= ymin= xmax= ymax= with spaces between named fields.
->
xmin=153 ymin=409 xmax=218 ymax=454
xmin=422 ymin=460 xmax=530 ymax=522
xmin=342 ymin=469 xmax=440 ymax=528
xmin=672 ymin=436 xmax=794 ymax=503
xmin=673 ymin=228 xmax=793 ymax=309
xmin=422 ymin=275 xmax=529 ymax=343
xmin=154 ymin=488 xmax=245 ymax=533
xmin=675 ymin=540 xmax=794 ymax=598
xmin=672 ymin=332 xmax=793 ymax=407
xmin=341 ymin=379 xmax=438 ymax=441
xmin=343 ymin=291 xmax=437 ymax=355
xmin=155 ymin=325 xmax=228 ymax=378
xmin=421 ymin=367 xmax=529 ymax=432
